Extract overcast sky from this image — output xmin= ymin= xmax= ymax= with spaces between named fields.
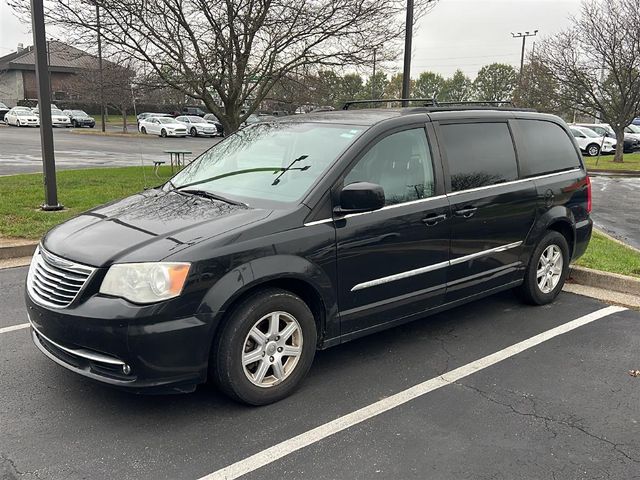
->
xmin=1 ymin=0 xmax=583 ymax=79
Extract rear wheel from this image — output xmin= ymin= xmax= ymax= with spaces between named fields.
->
xmin=516 ymin=231 xmax=570 ymax=305
xmin=210 ymin=288 xmax=317 ymax=405
xmin=586 ymin=143 xmax=600 ymax=157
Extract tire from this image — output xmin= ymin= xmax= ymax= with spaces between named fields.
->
xmin=516 ymin=231 xmax=570 ymax=305
xmin=210 ymin=288 xmax=317 ymax=405
xmin=160 ymin=129 xmax=167 ymax=138
xmin=586 ymin=143 xmax=600 ymax=157
xmin=141 ymin=127 xmax=147 ymax=134
xmin=190 ymin=127 xmax=197 ymax=137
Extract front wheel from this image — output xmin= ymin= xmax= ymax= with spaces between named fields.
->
xmin=210 ymin=288 xmax=317 ymax=405
xmin=160 ymin=129 xmax=167 ymax=137
xmin=140 ymin=127 xmax=147 ymax=134
xmin=516 ymin=231 xmax=570 ymax=305
xmin=586 ymin=144 xmax=600 ymax=157
xmin=190 ymin=127 xmax=197 ymax=137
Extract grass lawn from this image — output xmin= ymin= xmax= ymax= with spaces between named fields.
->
xmin=576 ymin=231 xmax=640 ymax=278
xmin=0 ymin=166 xmax=172 ymax=239
xmin=583 ymin=152 xmax=640 ymax=171
xmin=103 ymin=114 xmax=138 ymax=125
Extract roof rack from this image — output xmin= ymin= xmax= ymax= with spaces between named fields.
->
xmin=341 ymin=98 xmax=536 ymax=113
xmin=342 ymin=98 xmax=437 ymax=110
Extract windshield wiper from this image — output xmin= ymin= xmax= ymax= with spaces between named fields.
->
xmin=176 ymin=189 xmax=248 ymax=207
xmin=272 ymin=155 xmax=309 ymax=185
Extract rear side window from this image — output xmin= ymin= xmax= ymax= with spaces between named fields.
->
xmin=439 ymin=122 xmax=518 ymax=192
xmin=516 ymin=120 xmax=581 ymax=176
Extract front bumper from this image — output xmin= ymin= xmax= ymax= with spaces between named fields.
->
xmin=166 ymin=130 xmax=188 ymax=137
xmin=26 ymin=292 xmax=214 ymax=393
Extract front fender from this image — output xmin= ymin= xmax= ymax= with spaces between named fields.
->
xmin=197 ymin=254 xmax=338 ymax=347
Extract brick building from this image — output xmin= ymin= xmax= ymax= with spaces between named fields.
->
xmin=0 ymin=41 xmax=110 ymax=107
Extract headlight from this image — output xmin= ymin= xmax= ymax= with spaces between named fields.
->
xmin=100 ymin=262 xmax=190 ymax=304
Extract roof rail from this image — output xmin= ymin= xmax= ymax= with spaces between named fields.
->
xmin=342 ymin=98 xmax=438 ymax=110
xmin=435 ymin=100 xmax=517 ymax=107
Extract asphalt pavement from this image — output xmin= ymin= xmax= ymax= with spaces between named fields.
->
xmin=0 ymin=125 xmax=221 ymax=175
xmin=1 ymin=264 xmax=638 ymax=480
xmin=590 ymin=176 xmax=640 ymax=250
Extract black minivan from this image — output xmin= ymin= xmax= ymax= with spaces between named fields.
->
xmin=25 ymin=106 xmax=592 ymax=405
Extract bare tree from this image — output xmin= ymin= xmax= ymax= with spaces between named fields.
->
xmin=10 ymin=0 xmax=437 ymax=132
xmin=538 ymin=0 xmax=640 ymax=162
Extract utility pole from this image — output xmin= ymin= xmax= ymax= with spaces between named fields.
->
xmin=511 ymin=30 xmax=538 ymax=75
xmin=96 ymin=3 xmax=106 ymax=132
xmin=401 ymin=0 xmax=413 ymax=106
xmin=371 ymin=48 xmax=377 ymax=99
xmin=31 ymin=0 xmax=62 ymax=210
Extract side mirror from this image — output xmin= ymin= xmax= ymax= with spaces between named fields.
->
xmin=335 ymin=182 xmax=385 ymax=215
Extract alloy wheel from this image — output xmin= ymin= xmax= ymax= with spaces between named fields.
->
xmin=241 ymin=311 xmax=303 ymax=388
xmin=536 ymin=244 xmax=564 ymax=294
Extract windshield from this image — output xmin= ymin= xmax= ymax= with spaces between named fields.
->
xmin=72 ymin=110 xmax=88 ymax=116
xmin=169 ymin=122 xmax=364 ymax=205
xmin=627 ymin=124 xmax=640 ymax=133
xmin=579 ymin=128 xmax=599 ymax=138
xmin=187 ymin=116 xmax=202 ymax=123
xmin=15 ymin=110 xmax=32 ymax=116
xmin=0 ymin=103 xmax=7 ymax=109
xmin=158 ymin=118 xmax=179 ymax=124
xmin=51 ymin=109 xmax=64 ymax=115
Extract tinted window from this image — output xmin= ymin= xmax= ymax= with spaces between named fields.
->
xmin=440 ymin=122 xmax=517 ymax=192
xmin=516 ymin=120 xmax=581 ymax=176
xmin=344 ymin=129 xmax=435 ymax=206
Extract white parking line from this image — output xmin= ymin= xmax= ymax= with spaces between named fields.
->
xmin=0 ymin=323 xmax=30 ymax=334
xmin=199 ymin=305 xmax=627 ymax=480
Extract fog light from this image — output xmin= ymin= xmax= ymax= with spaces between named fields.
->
xmin=122 ymin=364 xmax=131 ymax=375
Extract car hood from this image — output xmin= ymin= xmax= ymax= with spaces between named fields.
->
xmin=42 ymin=189 xmax=272 ymax=267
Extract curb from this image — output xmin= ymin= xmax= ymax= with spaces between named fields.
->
xmin=70 ymin=129 xmax=147 ymax=138
xmin=569 ymin=265 xmax=640 ymax=297
xmin=0 ymin=241 xmax=38 ymax=260
xmin=588 ymin=170 xmax=640 ymax=177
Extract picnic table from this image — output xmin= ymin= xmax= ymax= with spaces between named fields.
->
xmin=164 ymin=150 xmax=192 ymax=173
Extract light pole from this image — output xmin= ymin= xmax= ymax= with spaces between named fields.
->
xmin=511 ymin=30 xmax=538 ymax=75
xmin=401 ymin=0 xmax=413 ymax=105
xmin=30 ymin=0 xmax=62 ymax=210
xmin=96 ymin=3 xmax=106 ymax=132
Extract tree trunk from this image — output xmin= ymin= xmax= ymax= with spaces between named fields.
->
xmin=121 ymin=107 xmax=128 ymax=133
xmin=613 ymin=126 xmax=625 ymax=162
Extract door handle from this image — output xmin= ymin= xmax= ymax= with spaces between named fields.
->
xmin=454 ymin=207 xmax=478 ymax=218
xmin=422 ymin=213 xmax=447 ymax=226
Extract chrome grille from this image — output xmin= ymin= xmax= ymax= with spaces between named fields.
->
xmin=27 ymin=247 xmax=95 ymax=308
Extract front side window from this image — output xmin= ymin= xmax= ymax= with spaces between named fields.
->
xmin=170 ymin=122 xmax=364 ymax=205
xmin=343 ymin=128 xmax=435 ymax=206
xmin=440 ymin=122 xmax=518 ymax=192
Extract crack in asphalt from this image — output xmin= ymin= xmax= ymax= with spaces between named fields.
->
xmin=0 ymin=453 xmax=45 ymax=480
xmin=457 ymin=383 xmax=640 ymax=465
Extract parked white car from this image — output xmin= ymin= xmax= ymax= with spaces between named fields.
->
xmin=49 ymin=108 xmax=71 ymax=127
xmin=624 ymin=124 xmax=640 ymax=142
xmin=569 ymin=126 xmax=616 ymax=156
xmin=175 ymin=115 xmax=218 ymax=137
xmin=139 ymin=116 xmax=188 ymax=137
xmin=4 ymin=107 xmax=40 ymax=127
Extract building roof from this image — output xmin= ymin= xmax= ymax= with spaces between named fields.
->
xmin=0 ymin=41 xmax=105 ymax=73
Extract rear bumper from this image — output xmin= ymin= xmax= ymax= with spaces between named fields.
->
xmin=573 ymin=218 xmax=593 ymax=260
xmin=26 ymin=293 xmax=214 ymax=394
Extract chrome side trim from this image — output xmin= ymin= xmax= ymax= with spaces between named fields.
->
xmin=351 ymin=260 xmax=450 ymax=292
xmin=449 ymin=241 xmax=523 ymax=266
xmin=303 ymin=218 xmax=334 ymax=227
xmin=447 ymin=168 xmax=581 ymax=197
xmin=29 ymin=318 xmax=125 ymax=366
xmin=351 ymin=241 xmax=523 ymax=291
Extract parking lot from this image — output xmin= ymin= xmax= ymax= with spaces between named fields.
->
xmin=0 ymin=125 xmax=221 ymax=176
xmin=1 ymin=263 xmax=638 ymax=480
